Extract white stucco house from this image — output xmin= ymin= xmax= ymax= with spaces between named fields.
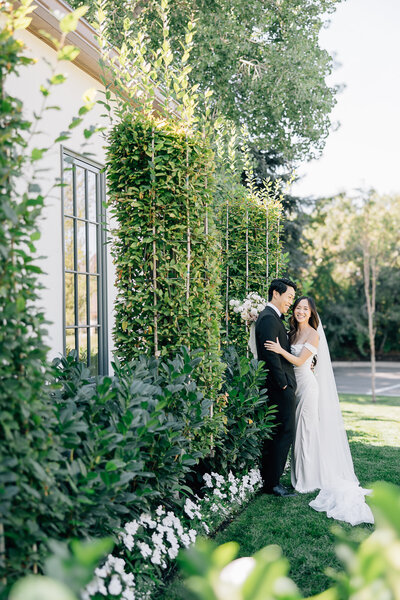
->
xmin=8 ymin=0 xmax=166 ymax=375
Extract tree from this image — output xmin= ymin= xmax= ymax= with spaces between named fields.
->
xmin=303 ymin=193 xmax=400 ymax=376
xmin=352 ymin=192 xmax=400 ymax=400
xmin=71 ymin=0 xmax=342 ymax=163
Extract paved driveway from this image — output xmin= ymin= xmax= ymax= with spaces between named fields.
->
xmin=332 ymin=362 xmax=400 ymax=397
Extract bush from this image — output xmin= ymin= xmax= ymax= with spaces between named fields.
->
xmin=50 ymin=347 xmax=214 ymax=539
xmin=203 ymin=347 xmax=276 ymax=475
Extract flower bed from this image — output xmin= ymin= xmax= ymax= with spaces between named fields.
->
xmin=83 ymin=469 xmax=262 ymax=600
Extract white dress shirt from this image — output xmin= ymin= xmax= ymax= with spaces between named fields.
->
xmin=266 ymin=302 xmax=282 ymax=317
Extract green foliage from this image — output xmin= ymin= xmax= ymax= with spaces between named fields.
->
xmin=107 ymin=115 xmax=223 ymax=395
xmin=210 ymin=348 xmax=276 ymax=474
xmin=51 ymin=348 xmax=213 ymax=537
xmin=0 ymin=1 xmax=102 ymax=590
xmin=303 ymin=193 xmax=400 ymax=359
xmin=178 ymin=481 xmax=400 ymax=600
xmin=213 ymin=127 xmax=287 ymax=352
xmin=73 ymin=0 xmax=341 ymax=162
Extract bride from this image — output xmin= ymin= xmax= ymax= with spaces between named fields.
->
xmin=264 ymin=296 xmax=374 ymax=526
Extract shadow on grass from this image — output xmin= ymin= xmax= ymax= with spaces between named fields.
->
xmin=349 ymin=439 xmax=400 ymax=485
xmin=343 ymin=415 xmax=400 ymax=424
xmin=340 ymin=394 xmax=400 ymax=407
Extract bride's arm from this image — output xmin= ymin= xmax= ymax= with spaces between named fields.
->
xmin=265 ymin=331 xmax=319 ymax=367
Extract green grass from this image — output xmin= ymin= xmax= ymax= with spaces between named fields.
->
xmin=162 ymin=394 xmax=400 ymax=599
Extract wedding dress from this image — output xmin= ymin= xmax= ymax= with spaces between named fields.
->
xmin=290 ymin=322 xmax=374 ymax=526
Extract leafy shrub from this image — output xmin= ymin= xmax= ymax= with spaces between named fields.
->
xmin=50 ymin=347 xmax=213 ymax=538
xmin=0 ymin=2 xmax=96 ymax=589
xmin=209 ymin=347 xmax=276 ymax=474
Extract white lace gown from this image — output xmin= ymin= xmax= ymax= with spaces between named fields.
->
xmin=290 ymin=342 xmax=374 ymax=526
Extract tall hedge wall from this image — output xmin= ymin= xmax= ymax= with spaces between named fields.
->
xmin=107 ymin=115 xmax=223 ymax=393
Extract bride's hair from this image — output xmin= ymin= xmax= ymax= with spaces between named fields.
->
xmin=288 ymin=296 xmax=320 ymax=343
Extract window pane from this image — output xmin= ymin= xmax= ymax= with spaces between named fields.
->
xmin=88 ymin=171 xmax=97 ymax=222
xmin=65 ymin=328 xmax=76 ymax=355
xmin=63 ymin=162 xmax=73 ymax=215
xmin=89 ymin=327 xmax=99 ymax=376
xmin=77 ymin=220 xmax=86 ymax=272
xmin=89 ymin=275 xmax=98 ymax=325
xmin=88 ymin=223 xmax=97 ymax=273
xmin=65 ymin=273 xmax=75 ymax=326
xmin=77 ymin=274 xmax=87 ymax=325
xmin=64 ymin=217 xmax=74 ymax=271
xmin=76 ymin=166 xmax=86 ymax=219
xmin=78 ymin=328 xmax=88 ymax=365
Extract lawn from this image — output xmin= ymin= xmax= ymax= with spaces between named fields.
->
xmin=162 ymin=394 xmax=400 ymax=599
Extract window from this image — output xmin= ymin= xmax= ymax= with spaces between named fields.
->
xmin=61 ymin=149 xmax=108 ymax=375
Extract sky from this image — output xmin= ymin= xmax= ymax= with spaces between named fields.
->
xmin=292 ymin=0 xmax=400 ymax=200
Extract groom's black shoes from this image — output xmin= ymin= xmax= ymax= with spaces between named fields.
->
xmin=263 ymin=484 xmax=296 ymax=497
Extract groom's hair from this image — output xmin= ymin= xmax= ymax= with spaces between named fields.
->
xmin=268 ymin=278 xmax=297 ymax=301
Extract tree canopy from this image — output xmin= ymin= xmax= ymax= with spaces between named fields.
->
xmin=304 ymin=192 xmax=400 ymax=360
xmin=73 ymin=0 xmax=342 ymax=163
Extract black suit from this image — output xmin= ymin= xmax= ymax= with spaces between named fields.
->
xmin=255 ymin=305 xmax=296 ymax=490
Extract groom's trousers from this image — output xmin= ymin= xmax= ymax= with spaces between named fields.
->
xmin=261 ymin=383 xmax=296 ymax=490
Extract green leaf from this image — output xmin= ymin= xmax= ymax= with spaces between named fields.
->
xmin=59 ymin=6 xmax=88 ymax=34
xmin=57 ymin=45 xmax=80 ymax=62
xmin=68 ymin=117 xmax=83 ymax=130
xmin=49 ymin=73 xmax=67 ymax=85
xmin=31 ymin=148 xmax=44 ymax=161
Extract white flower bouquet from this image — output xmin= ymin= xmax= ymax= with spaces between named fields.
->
xmin=229 ymin=292 xmax=267 ymax=325
xmin=230 ymin=292 xmax=267 ymax=358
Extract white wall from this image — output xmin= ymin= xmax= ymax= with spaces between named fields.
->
xmin=6 ymin=28 xmax=117 ymax=367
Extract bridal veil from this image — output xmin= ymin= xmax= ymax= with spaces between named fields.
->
xmin=310 ymin=319 xmax=374 ymax=525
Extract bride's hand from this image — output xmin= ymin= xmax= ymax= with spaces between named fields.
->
xmin=264 ymin=337 xmax=282 ymax=354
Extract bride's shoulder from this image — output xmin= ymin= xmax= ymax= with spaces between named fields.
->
xmin=307 ymin=328 xmax=319 ymax=346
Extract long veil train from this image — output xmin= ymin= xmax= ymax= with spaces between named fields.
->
xmin=310 ymin=319 xmax=374 ymax=525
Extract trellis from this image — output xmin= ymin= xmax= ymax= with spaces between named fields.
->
xmin=213 ymin=128 xmax=285 ymax=352
xmin=107 ymin=115 xmax=223 ymax=395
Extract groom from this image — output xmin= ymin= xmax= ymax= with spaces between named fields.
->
xmin=256 ymin=278 xmax=297 ymax=497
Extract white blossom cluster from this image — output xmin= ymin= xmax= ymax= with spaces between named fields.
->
xmin=230 ymin=292 xmax=267 ymax=324
xmin=82 ymin=469 xmax=262 ymax=600
xmin=201 ymin=469 xmax=263 ymax=523
xmin=82 ymin=554 xmax=136 ymax=600
xmin=119 ymin=506 xmax=197 ymax=570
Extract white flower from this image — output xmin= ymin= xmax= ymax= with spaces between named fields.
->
xmin=125 ymin=521 xmax=139 ymax=536
xmin=188 ymin=529 xmax=197 ymax=543
xmin=122 ymin=590 xmax=135 ymax=600
xmin=137 ymin=542 xmax=152 ymax=559
xmin=168 ymin=546 xmax=179 ymax=559
xmin=113 ymin=557 xmax=126 ymax=574
xmin=151 ymin=548 xmax=162 ymax=565
xmin=181 ymin=533 xmax=191 ymax=547
xmin=86 ymin=580 xmax=99 ymax=596
xmin=202 ymin=522 xmax=210 ymax=534
xmin=156 ymin=505 xmax=165 ymax=516
xmin=108 ymin=575 xmax=122 ymax=596
xmin=139 ymin=513 xmax=157 ymax=529
xmin=203 ymin=473 xmax=213 ymax=488
xmin=121 ymin=572 xmax=135 ymax=586
xmin=122 ymin=533 xmax=134 ymax=551
xmin=95 ymin=565 xmax=109 ymax=579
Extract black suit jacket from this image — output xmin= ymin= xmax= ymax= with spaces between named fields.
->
xmin=255 ymin=306 xmax=296 ymax=390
